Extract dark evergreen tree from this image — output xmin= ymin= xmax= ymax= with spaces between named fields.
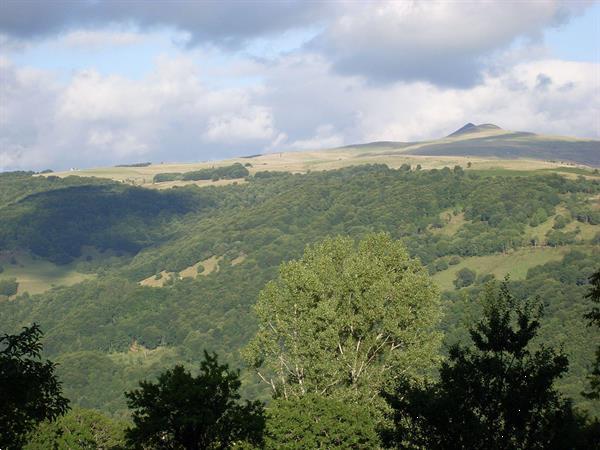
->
xmin=125 ymin=351 xmax=264 ymax=450
xmin=384 ymin=281 xmax=585 ymax=450
xmin=0 ymin=324 xmax=69 ymax=449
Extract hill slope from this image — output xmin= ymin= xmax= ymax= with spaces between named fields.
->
xmin=344 ymin=123 xmax=600 ymax=166
xmin=1 ymin=167 xmax=599 ymax=417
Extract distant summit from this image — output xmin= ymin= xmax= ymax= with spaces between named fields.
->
xmin=448 ymin=123 xmax=501 ymax=137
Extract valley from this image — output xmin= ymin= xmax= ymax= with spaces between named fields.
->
xmin=1 ymin=159 xmax=599 ymax=419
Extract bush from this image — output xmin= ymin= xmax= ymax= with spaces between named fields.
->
xmin=449 ymin=256 xmax=461 ymax=265
xmin=553 ymin=214 xmax=570 ymax=229
xmin=181 ymin=163 xmax=249 ymax=181
xmin=0 ymin=278 xmax=18 ymax=296
xmin=153 ymin=173 xmax=182 ymax=183
xmin=454 ymin=268 xmax=476 ymax=289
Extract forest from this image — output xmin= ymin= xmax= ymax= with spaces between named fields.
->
xmin=0 ymin=165 xmax=599 ymax=448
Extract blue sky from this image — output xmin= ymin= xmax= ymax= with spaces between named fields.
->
xmin=544 ymin=1 xmax=600 ymax=62
xmin=1 ymin=0 xmax=598 ymax=170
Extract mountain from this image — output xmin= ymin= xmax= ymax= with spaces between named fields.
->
xmin=447 ymin=122 xmax=502 ymax=137
xmin=344 ymin=124 xmax=600 ymax=166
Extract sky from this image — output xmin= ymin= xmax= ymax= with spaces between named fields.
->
xmin=0 ymin=0 xmax=599 ymax=171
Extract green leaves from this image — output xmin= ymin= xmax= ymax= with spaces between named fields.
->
xmin=245 ymin=233 xmax=442 ymax=406
xmin=124 ymin=351 xmax=265 ymax=449
xmin=0 ymin=324 xmax=70 ymax=450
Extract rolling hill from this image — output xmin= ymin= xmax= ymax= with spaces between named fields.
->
xmin=1 ymin=165 xmax=599 ymax=418
xmin=343 ymin=123 xmax=600 ymax=166
xmin=44 ymin=124 xmax=598 ymax=189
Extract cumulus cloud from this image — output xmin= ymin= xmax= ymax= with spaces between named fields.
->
xmin=1 ymin=51 xmax=597 ymax=171
xmin=1 ymin=0 xmax=593 ymax=86
xmin=288 ymin=125 xmax=345 ymax=150
xmin=0 ymin=1 xmax=597 ymax=170
xmin=0 ymin=55 xmax=280 ymax=170
xmin=0 ymin=0 xmax=330 ymax=47
xmin=313 ymin=0 xmax=591 ymax=86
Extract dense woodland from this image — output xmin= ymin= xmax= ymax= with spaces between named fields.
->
xmin=0 ymin=166 xmax=599 ymax=442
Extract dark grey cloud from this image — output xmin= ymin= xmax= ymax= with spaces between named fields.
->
xmin=309 ymin=1 xmax=591 ymax=87
xmin=0 ymin=0 xmax=330 ymax=47
xmin=1 ymin=0 xmax=593 ymax=88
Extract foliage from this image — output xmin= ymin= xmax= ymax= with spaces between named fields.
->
xmin=153 ymin=172 xmax=184 ymax=183
xmin=385 ymin=281 xmax=584 ymax=449
xmin=0 ymin=165 xmax=598 ymax=415
xmin=0 ymin=277 xmax=19 ymax=296
xmin=0 ymin=324 xmax=69 ymax=449
xmin=244 ymin=233 xmax=441 ymax=407
xmin=0 ymin=171 xmax=110 ymax=209
xmin=585 ymin=269 xmax=600 ymax=400
xmin=0 ymin=184 xmax=216 ymax=263
xmin=24 ymin=408 xmax=127 ymax=449
xmin=453 ymin=267 xmax=476 ymax=288
xmin=180 ymin=163 xmax=249 ymax=182
xmin=264 ymin=393 xmax=379 ymax=449
xmin=125 ymin=351 xmax=265 ymax=450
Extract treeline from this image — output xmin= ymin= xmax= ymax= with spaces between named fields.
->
xmin=3 ymin=236 xmax=599 ymax=449
xmin=153 ymin=163 xmax=249 ymax=183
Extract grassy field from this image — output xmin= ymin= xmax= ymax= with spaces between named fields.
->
xmin=0 ymin=252 xmax=94 ymax=296
xmin=432 ymin=246 xmax=579 ymax=292
xmin=43 ymin=149 xmax=595 ymax=188
xmin=139 ymin=255 xmax=224 ymax=287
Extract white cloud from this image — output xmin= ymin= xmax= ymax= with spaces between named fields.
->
xmin=289 ymin=125 xmax=344 ymax=150
xmin=204 ymin=108 xmax=276 ymax=143
xmin=314 ymin=0 xmax=591 ymax=86
xmin=1 ymin=52 xmax=598 ymax=171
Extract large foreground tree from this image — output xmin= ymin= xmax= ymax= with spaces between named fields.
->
xmin=264 ymin=393 xmax=379 ymax=449
xmin=0 ymin=324 xmax=69 ymax=450
xmin=125 ymin=351 xmax=265 ymax=450
xmin=244 ymin=233 xmax=442 ymax=406
xmin=384 ymin=281 xmax=587 ymax=449
xmin=24 ymin=408 xmax=126 ymax=449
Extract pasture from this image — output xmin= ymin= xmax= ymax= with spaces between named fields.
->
xmin=432 ymin=246 xmax=584 ymax=292
xmin=0 ymin=252 xmax=94 ymax=296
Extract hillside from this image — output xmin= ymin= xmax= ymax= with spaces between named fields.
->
xmin=42 ymin=125 xmax=598 ymax=192
xmin=1 ymin=166 xmax=599 ymax=419
xmin=343 ymin=123 xmax=600 ymax=166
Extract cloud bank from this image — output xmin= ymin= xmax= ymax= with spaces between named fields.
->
xmin=0 ymin=0 xmax=598 ymax=170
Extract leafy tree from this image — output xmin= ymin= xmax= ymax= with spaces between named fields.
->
xmin=0 ymin=277 xmax=18 ymax=296
xmin=264 ymin=393 xmax=379 ymax=449
xmin=0 ymin=324 xmax=69 ymax=449
xmin=453 ymin=267 xmax=476 ymax=288
xmin=584 ymin=268 xmax=600 ymax=400
xmin=244 ymin=233 xmax=441 ymax=407
xmin=125 ymin=351 xmax=264 ymax=450
xmin=384 ymin=281 xmax=582 ymax=449
xmin=24 ymin=408 xmax=126 ymax=449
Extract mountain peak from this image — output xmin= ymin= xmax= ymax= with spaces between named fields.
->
xmin=448 ymin=123 xmax=501 ymax=137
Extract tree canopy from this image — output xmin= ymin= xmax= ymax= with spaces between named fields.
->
xmin=264 ymin=393 xmax=379 ymax=449
xmin=385 ymin=281 xmax=584 ymax=449
xmin=0 ymin=324 xmax=69 ymax=449
xmin=585 ymin=268 xmax=600 ymax=400
xmin=244 ymin=233 xmax=442 ymax=406
xmin=125 ymin=351 xmax=265 ymax=450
